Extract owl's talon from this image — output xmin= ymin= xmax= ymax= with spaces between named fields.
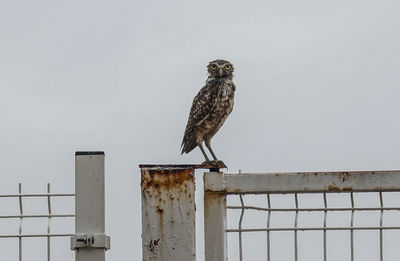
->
xmin=201 ymin=160 xmax=212 ymax=165
xmin=201 ymin=160 xmax=227 ymax=168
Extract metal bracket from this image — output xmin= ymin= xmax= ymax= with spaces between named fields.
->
xmin=70 ymin=234 xmax=110 ymax=250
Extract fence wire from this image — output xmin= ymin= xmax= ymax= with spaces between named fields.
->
xmin=0 ymin=183 xmax=75 ymax=261
xmin=226 ymin=191 xmax=400 ymax=261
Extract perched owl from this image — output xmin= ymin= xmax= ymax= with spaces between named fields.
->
xmin=181 ymin=59 xmax=236 ymax=165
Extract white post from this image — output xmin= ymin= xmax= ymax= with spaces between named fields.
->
xmin=141 ymin=167 xmax=196 ymax=261
xmin=72 ymin=151 xmax=110 ymax=261
xmin=204 ymin=172 xmax=227 ymax=261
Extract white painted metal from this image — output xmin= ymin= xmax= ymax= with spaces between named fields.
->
xmin=203 ymin=170 xmax=400 ymax=261
xmin=0 ymin=233 xmax=74 ymax=238
xmin=204 ymin=172 xmax=227 ymax=261
xmin=0 ymin=214 xmax=74 ymax=218
xmin=70 ymin=234 xmax=110 ymax=250
xmin=205 ymin=171 xmax=400 ymax=193
xmin=74 ymin=152 xmax=109 ymax=261
xmin=47 ymin=183 xmax=51 ymax=261
xmin=1 ymin=153 xmax=110 ymax=260
xmin=141 ymin=168 xmax=196 ymax=261
xmin=0 ymin=183 xmax=75 ymax=246
xmin=18 ymin=183 xmax=23 ymax=261
xmin=0 ymin=193 xmax=75 ymax=197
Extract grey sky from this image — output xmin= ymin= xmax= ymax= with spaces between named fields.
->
xmin=1 ymin=0 xmax=400 ymax=260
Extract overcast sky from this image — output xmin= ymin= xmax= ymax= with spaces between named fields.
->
xmin=1 ymin=0 xmax=400 ymax=260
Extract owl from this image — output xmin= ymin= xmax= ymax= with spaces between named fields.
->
xmin=181 ymin=59 xmax=236 ymax=165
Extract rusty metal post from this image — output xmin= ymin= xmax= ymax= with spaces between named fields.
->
xmin=141 ymin=167 xmax=196 ymax=261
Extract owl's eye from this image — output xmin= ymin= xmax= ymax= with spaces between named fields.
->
xmin=210 ymin=64 xmax=217 ymax=70
xmin=224 ymin=65 xmax=231 ymax=70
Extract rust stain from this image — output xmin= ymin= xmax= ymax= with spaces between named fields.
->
xmin=328 ymin=184 xmax=339 ymax=191
xmin=343 ymin=186 xmax=353 ymax=191
xmin=338 ymin=172 xmax=351 ymax=181
xmin=328 ymin=185 xmax=353 ymax=191
xmin=156 ymin=206 xmax=164 ymax=214
xmin=300 ymin=171 xmax=353 ymax=179
xmin=141 ymin=168 xmax=194 ymax=191
xmin=149 ymin=239 xmax=160 ymax=253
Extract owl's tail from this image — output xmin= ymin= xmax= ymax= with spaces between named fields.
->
xmin=181 ymin=140 xmax=197 ymax=155
xmin=181 ymin=127 xmax=197 ymax=155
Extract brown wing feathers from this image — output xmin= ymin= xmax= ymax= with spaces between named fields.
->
xmin=181 ymin=85 xmax=214 ymax=154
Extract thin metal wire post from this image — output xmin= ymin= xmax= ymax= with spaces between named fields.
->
xmin=47 ymin=183 xmax=52 ymax=261
xmin=18 ymin=183 xmax=23 ymax=261
xmin=379 ymin=192 xmax=384 ymax=261
xmin=350 ymin=192 xmax=355 ymax=261
xmin=238 ymin=195 xmax=244 ymax=261
xmin=323 ymin=192 xmax=327 ymax=261
xmin=266 ymin=193 xmax=271 ymax=261
xmin=294 ymin=193 xmax=299 ymax=261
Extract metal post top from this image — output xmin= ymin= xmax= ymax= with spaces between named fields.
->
xmin=76 ymin=151 xmax=105 ymax=156
xmin=139 ymin=163 xmax=226 ymax=172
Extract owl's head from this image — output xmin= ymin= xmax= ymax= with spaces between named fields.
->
xmin=207 ymin=59 xmax=234 ymax=78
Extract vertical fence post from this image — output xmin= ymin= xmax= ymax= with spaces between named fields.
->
xmin=141 ymin=166 xmax=196 ymax=261
xmin=204 ymin=172 xmax=227 ymax=261
xmin=72 ymin=151 xmax=110 ymax=261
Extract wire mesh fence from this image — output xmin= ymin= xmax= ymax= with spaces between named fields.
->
xmin=0 ymin=152 xmax=109 ymax=261
xmin=226 ymin=191 xmax=400 ymax=261
xmin=0 ymin=183 xmax=75 ymax=261
xmin=204 ymin=170 xmax=400 ymax=261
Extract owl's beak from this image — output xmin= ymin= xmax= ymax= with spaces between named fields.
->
xmin=219 ymin=68 xmax=223 ymax=76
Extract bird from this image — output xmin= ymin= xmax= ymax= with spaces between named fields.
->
xmin=181 ymin=59 xmax=236 ymax=166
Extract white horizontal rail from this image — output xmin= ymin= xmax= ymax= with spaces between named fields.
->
xmin=205 ymin=171 xmax=400 ymax=193
xmin=0 ymin=214 xmax=74 ymax=218
xmin=0 ymin=233 xmax=74 ymax=238
xmin=0 ymin=193 xmax=75 ymax=197
xmin=226 ymin=226 xmax=400 ymax=233
xmin=226 ymin=206 xmax=400 ymax=211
